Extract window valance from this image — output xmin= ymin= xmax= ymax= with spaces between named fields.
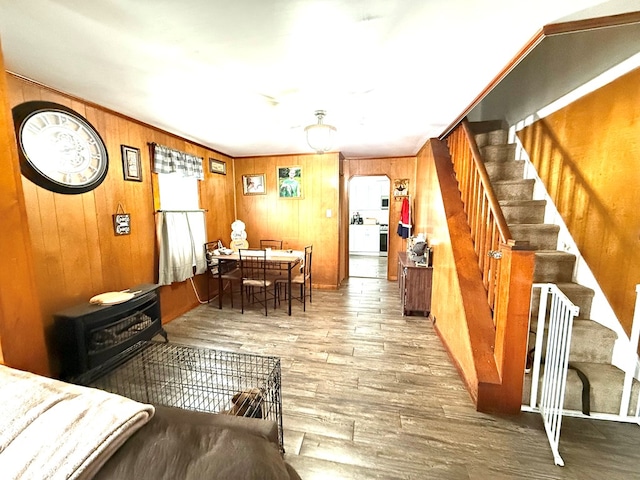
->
xmin=152 ymin=143 xmax=204 ymax=180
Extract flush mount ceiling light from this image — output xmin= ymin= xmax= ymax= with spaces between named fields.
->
xmin=304 ymin=110 xmax=336 ymax=154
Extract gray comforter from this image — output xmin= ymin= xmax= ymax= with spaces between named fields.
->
xmin=94 ymin=405 xmax=301 ymax=480
xmin=0 ymin=363 xmax=299 ymax=480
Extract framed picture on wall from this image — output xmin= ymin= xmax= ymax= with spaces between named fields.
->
xmin=242 ymin=174 xmax=266 ymax=195
xmin=209 ymin=158 xmax=227 ymax=175
xmin=121 ymin=145 xmax=142 ymax=182
xmin=393 ymin=178 xmax=409 ymax=197
xmin=277 ymin=166 xmax=302 ymax=198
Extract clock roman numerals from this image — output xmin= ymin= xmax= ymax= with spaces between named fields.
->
xmin=14 ymin=101 xmax=109 ymax=194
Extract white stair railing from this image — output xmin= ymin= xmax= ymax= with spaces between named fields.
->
xmin=620 ymin=284 xmax=640 ymax=419
xmin=524 ymin=283 xmax=580 ymax=466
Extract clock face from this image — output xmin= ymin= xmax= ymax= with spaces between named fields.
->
xmin=13 ymin=101 xmax=109 ymax=194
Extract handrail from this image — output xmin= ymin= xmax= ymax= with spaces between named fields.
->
xmin=445 ymin=119 xmax=518 ymax=313
xmin=431 ymin=131 xmax=535 ymax=412
xmin=461 ymin=120 xmax=513 ymax=242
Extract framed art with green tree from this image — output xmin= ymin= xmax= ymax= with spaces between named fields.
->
xmin=277 ymin=166 xmax=302 ymax=198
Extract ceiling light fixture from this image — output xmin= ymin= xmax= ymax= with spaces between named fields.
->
xmin=305 ymin=110 xmax=336 ymax=154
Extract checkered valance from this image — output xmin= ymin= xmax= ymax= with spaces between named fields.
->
xmin=152 ymin=144 xmax=204 ymax=180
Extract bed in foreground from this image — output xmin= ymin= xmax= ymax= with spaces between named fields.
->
xmin=0 ymin=364 xmax=300 ymax=480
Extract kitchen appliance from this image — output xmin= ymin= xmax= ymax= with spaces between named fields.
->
xmin=379 ymin=224 xmax=388 ymax=256
xmin=381 ymin=196 xmax=389 ymax=210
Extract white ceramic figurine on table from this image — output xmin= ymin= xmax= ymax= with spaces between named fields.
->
xmin=230 ymin=219 xmax=249 ymax=251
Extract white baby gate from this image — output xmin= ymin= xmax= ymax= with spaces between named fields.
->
xmin=523 ymin=284 xmax=640 ymax=466
xmin=524 ymin=283 xmax=579 ymax=466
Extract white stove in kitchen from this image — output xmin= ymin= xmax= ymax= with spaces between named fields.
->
xmin=379 ymin=224 xmax=388 ymax=256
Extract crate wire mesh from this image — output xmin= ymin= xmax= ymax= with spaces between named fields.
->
xmin=73 ymin=341 xmax=283 ymax=450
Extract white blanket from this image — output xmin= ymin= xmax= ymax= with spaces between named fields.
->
xmin=0 ymin=364 xmax=154 ymax=480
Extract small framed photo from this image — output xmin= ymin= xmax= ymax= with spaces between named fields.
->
xmin=209 ymin=158 xmax=227 ymax=175
xmin=242 ymin=174 xmax=266 ymax=195
xmin=121 ymin=145 xmax=142 ymax=182
xmin=277 ymin=166 xmax=302 ymax=198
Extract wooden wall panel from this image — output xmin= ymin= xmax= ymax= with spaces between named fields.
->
xmin=339 ymin=155 xmax=348 ymax=285
xmin=235 ymin=153 xmax=340 ymax=288
xmin=0 ymin=44 xmax=49 ymax=374
xmin=4 ymin=74 xmax=236 ymax=374
xmin=415 ymin=139 xmax=501 ymax=407
xmin=518 ymin=67 xmax=640 ymax=334
xmin=345 ymin=156 xmax=416 ymax=280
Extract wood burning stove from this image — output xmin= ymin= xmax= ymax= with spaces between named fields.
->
xmin=54 ymin=284 xmax=166 ymax=379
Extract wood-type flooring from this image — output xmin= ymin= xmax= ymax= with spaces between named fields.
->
xmin=349 ymin=254 xmax=388 ymax=279
xmin=164 ymin=275 xmax=640 ymax=479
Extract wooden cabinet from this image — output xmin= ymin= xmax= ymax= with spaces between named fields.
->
xmin=349 ymin=224 xmax=380 ymax=254
xmin=397 ymin=252 xmax=432 ymax=316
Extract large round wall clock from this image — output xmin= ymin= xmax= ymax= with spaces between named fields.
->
xmin=12 ymin=101 xmax=109 ymax=194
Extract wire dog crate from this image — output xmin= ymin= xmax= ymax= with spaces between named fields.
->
xmin=73 ymin=341 xmax=283 ymax=450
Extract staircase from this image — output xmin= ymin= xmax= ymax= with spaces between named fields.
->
xmin=472 ymin=124 xmax=640 ymax=417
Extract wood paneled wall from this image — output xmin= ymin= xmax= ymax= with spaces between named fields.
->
xmin=415 ymin=139 xmax=500 ymax=407
xmin=344 ymin=156 xmax=416 ymax=280
xmin=3 ymin=74 xmax=235 ymax=375
xmin=0 ymin=46 xmax=49 ymax=375
xmin=518 ymin=67 xmax=640 ymax=335
xmin=234 ymin=154 xmax=340 ymax=288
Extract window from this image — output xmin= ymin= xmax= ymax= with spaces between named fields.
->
xmin=152 ymin=144 xmax=206 ymax=285
xmin=157 ymin=172 xmax=199 ymax=210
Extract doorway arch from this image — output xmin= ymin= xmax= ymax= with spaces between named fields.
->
xmin=348 ymin=175 xmax=391 ymax=279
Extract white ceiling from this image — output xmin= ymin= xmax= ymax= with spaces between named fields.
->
xmin=0 ymin=0 xmax=636 ymax=158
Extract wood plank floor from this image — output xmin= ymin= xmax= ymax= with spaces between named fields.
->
xmin=349 ymin=254 xmax=388 ymax=279
xmin=164 ymin=276 xmax=640 ymax=479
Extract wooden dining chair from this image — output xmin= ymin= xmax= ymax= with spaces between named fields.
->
xmin=260 ymin=239 xmax=283 ymax=249
xmin=275 ymin=245 xmax=313 ymax=311
xmin=239 ymin=249 xmax=275 ymax=316
xmin=204 ymin=240 xmax=241 ymax=307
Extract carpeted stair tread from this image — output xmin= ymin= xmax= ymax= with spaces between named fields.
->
xmin=533 ymin=250 xmax=575 ymax=283
xmin=492 ymin=178 xmax=535 ymax=201
xmin=529 ymin=282 xmax=594 ymax=320
xmin=529 ymin=319 xmax=617 ymax=364
xmin=523 ymin=362 xmax=640 ymax=416
xmin=474 ymin=127 xmax=508 ymax=147
xmin=509 ymin=224 xmax=559 ymax=250
xmin=480 ymin=144 xmax=517 ymax=162
xmin=556 ymin=282 xmax=595 ymax=318
xmin=500 ymin=199 xmax=546 ymax=224
xmin=570 ymin=321 xmax=618 ymax=363
xmin=485 ymin=160 xmax=526 ymax=181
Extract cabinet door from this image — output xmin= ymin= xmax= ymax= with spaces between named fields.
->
xmin=362 ymin=226 xmax=379 ymax=252
xmin=405 ymin=267 xmax=432 ymax=314
xmin=350 ymin=225 xmax=380 ymax=253
xmin=349 ymin=225 xmax=361 ymax=251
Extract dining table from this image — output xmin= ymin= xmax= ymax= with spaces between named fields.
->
xmin=209 ymin=249 xmax=304 ymax=315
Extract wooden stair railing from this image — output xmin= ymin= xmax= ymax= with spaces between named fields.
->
xmin=444 ymin=119 xmax=535 ymax=413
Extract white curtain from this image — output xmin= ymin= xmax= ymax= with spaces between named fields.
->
xmin=156 ymin=211 xmax=207 ymax=286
